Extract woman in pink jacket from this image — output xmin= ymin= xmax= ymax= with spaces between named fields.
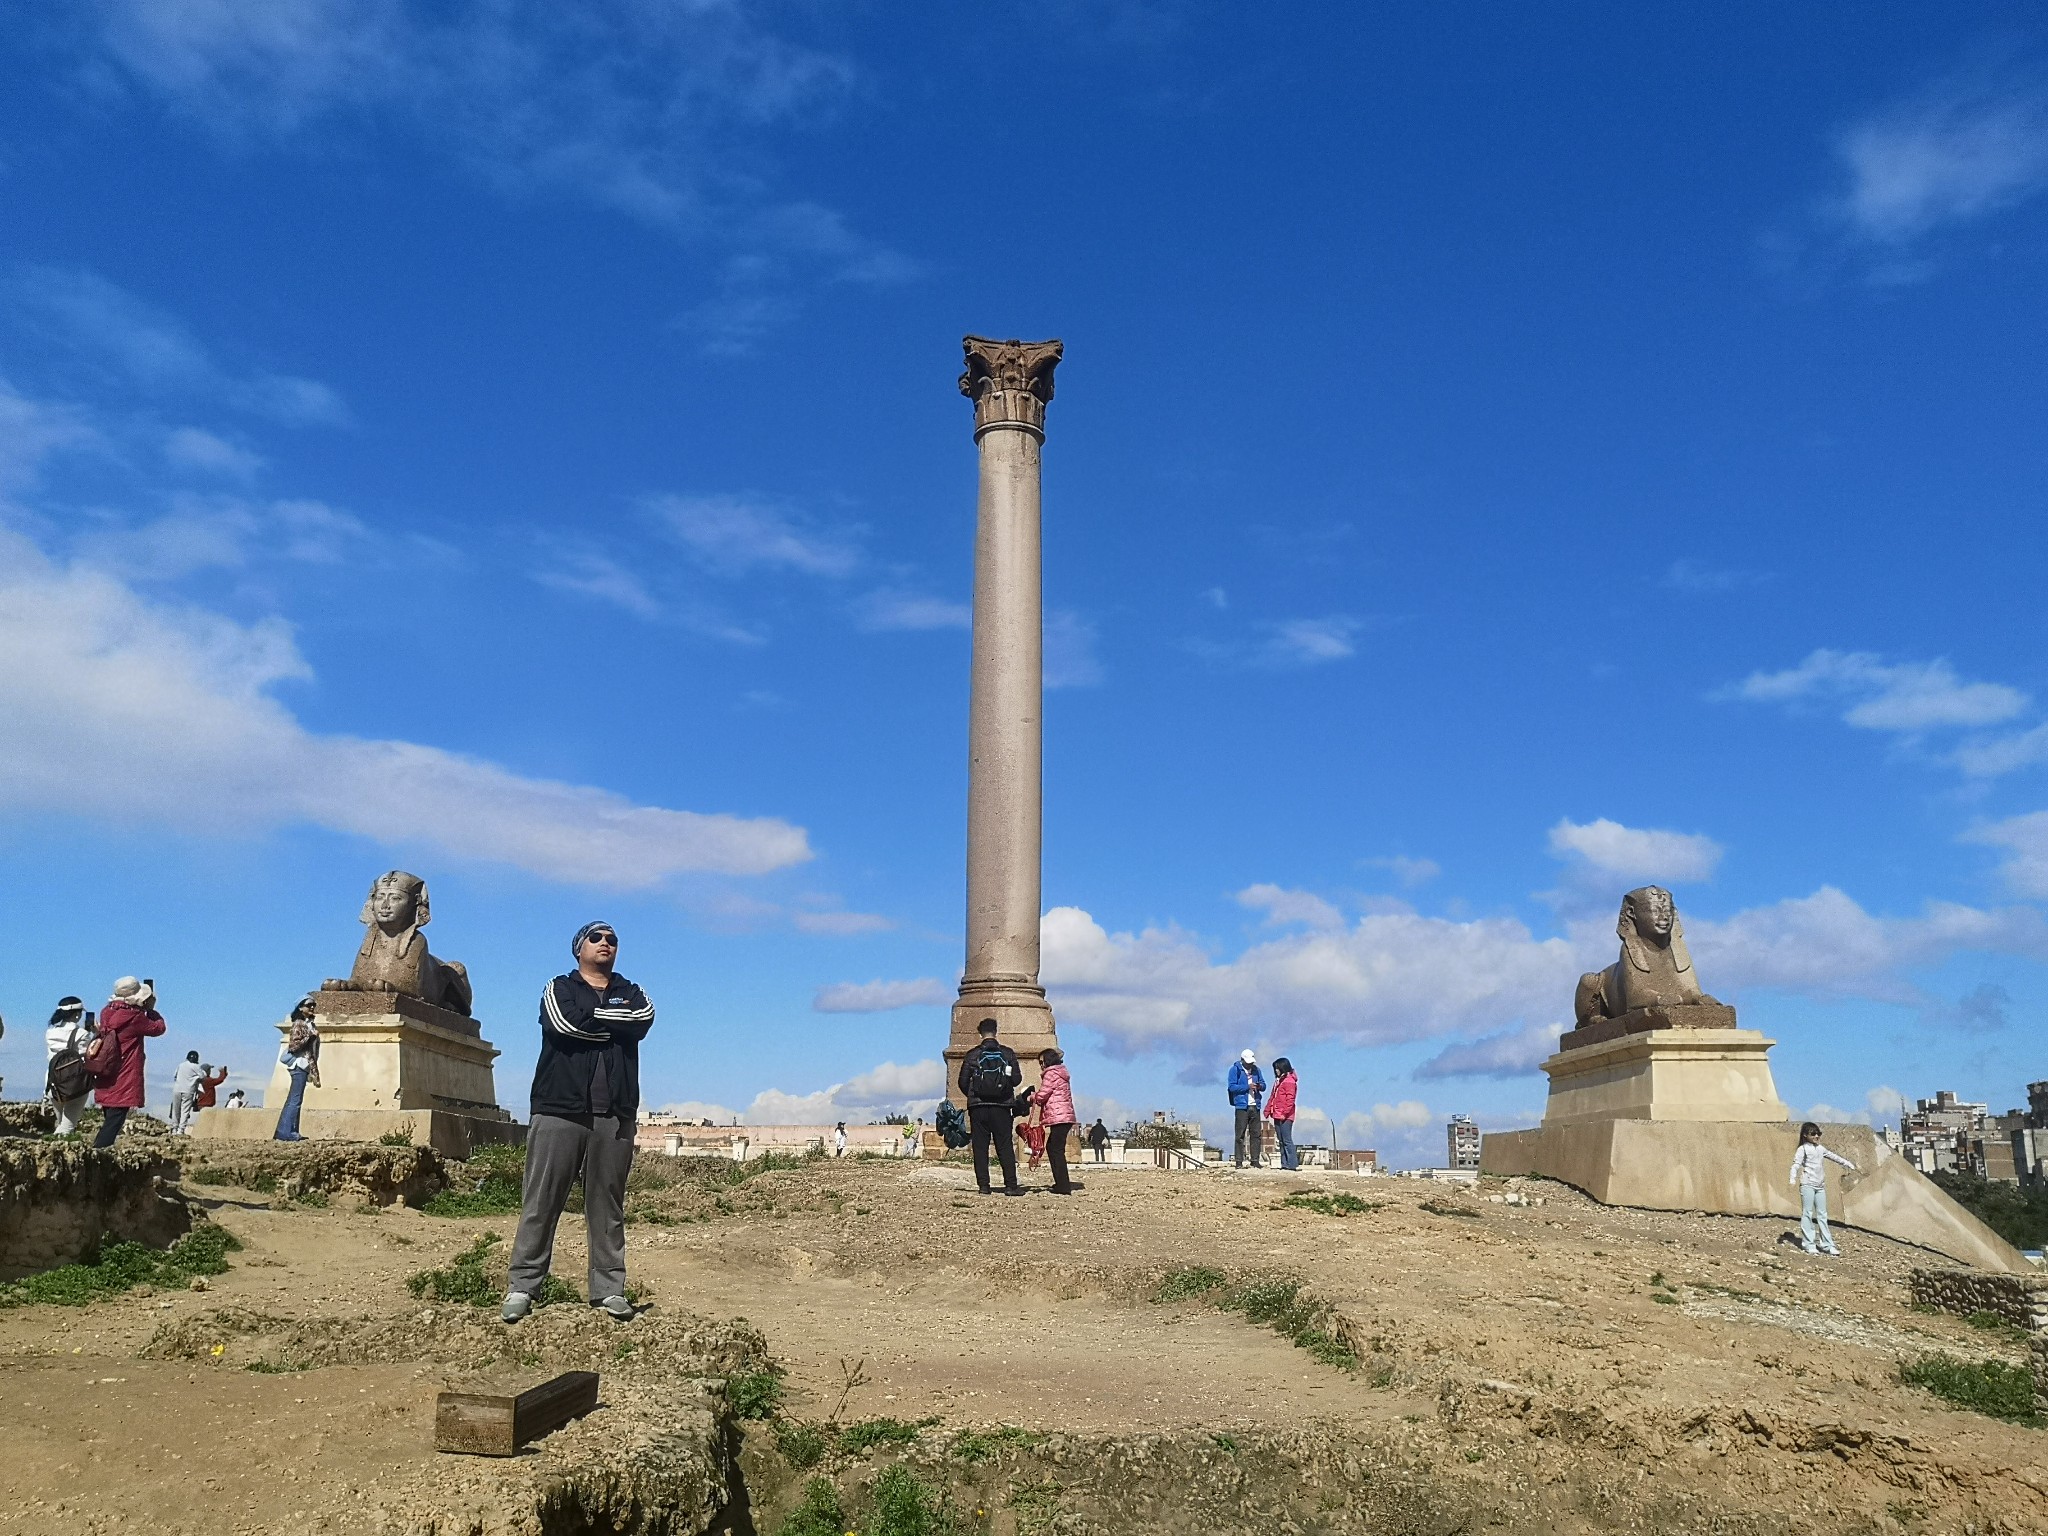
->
xmin=1265 ymin=1056 xmax=1300 ymax=1170
xmin=1034 ymin=1048 xmax=1079 ymax=1195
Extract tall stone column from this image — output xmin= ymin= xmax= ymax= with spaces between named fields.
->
xmin=945 ymin=336 xmax=1064 ymax=1105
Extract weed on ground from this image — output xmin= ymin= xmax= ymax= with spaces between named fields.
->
xmin=1276 ymin=1191 xmax=1383 ymax=1217
xmin=774 ymin=1476 xmax=845 ymax=1536
xmin=949 ymin=1425 xmax=1041 ymax=1463
xmin=1899 ymin=1353 xmax=2042 ymax=1425
xmin=1418 ymin=1200 xmax=1480 ymax=1220
xmin=729 ymin=1368 xmax=784 ymax=1420
xmin=0 ymin=1222 xmax=240 ymax=1308
xmin=421 ymin=1144 xmax=524 ymax=1217
xmin=1151 ymin=1265 xmax=1356 ymax=1369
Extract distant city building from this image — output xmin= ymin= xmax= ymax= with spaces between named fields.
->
xmin=1899 ymin=1090 xmax=1988 ymax=1176
xmin=1330 ymin=1148 xmax=1379 ymax=1174
xmin=1447 ymin=1114 xmax=1482 ymax=1171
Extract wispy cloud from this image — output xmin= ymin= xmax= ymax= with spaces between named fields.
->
xmin=813 ymin=977 xmax=951 ymax=1013
xmin=1262 ymin=616 xmax=1360 ymax=666
xmin=1236 ymin=883 xmax=1344 ymax=931
xmin=650 ymin=493 xmax=860 ymax=578
xmin=1045 ymin=608 xmax=1104 ymax=689
xmin=853 ymin=589 xmax=971 ymax=632
xmin=1833 ymin=74 xmax=2048 ymax=247
xmin=1415 ymin=1021 xmax=1563 ymax=1079
xmin=71 ymin=1 xmax=912 ymax=349
xmin=531 ymin=550 xmax=662 ymax=620
xmin=1548 ymin=817 xmax=1723 ymax=884
xmin=164 ymin=426 xmax=263 ymax=479
xmin=791 ymin=909 xmax=893 ymax=936
xmin=1361 ymin=855 xmax=1440 ymax=889
xmin=1663 ymin=558 xmax=1775 ymax=593
xmin=1964 ymin=811 xmax=2048 ymax=898
xmin=1727 ymin=649 xmax=2028 ymax=733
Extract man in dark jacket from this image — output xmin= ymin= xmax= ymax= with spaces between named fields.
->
xmin=504 ymin=922 xmax=654 ymax=1323
xmin=956 ymin=1016 xmax=1024 ymax=1196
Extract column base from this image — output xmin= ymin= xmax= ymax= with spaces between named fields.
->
xmin=946 ymin=984 xmax=1059 ymax=1107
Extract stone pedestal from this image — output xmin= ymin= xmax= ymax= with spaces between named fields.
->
xmin=190 ymin=992 xmax=521 ymax=1159
xmin=1540 ymin=1020 xmax=1789 ymax=1127
xmin=947 ymin=337 xmax=1065 ymax=1104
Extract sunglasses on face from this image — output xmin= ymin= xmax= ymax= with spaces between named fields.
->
xmin=584 ymin=932 xmax=617 ymax=947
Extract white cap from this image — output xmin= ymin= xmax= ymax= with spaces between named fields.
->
xmin=1241 ymin=1049 xmax=1256 ymax=1063
xmin=112 ymin=976 xmax=155 ymax=1007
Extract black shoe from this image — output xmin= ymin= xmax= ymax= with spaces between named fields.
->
xmin=978 ymin=1187 xmax=994 ymax=1196
xmin=1003 ymin=1187 xmax=1027 ymax=1197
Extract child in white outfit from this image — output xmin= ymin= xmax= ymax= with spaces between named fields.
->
xmin=1789 ymin=1121 xmax=1856 ymax=1255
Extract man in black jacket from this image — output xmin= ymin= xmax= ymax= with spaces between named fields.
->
xmin=956 ymin=1016 xmax=1025 ymax=1196
xmin=503 ymin=922 xmax=654 ymax=1323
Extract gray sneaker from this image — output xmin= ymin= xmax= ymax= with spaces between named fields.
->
xmin=594 ymin=1294 xmax=634 ymax=1321
xmin=501 ymin=1291 xmax=533 ymax=1324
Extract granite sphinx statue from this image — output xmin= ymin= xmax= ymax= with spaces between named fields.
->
xmin=1573 ymin=885 xmax=1721 ymax=1026
xmin=321 ymin=870 xmax=473 ymax=1016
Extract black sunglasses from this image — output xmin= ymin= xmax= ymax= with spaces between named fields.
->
xmin=583 ymin=931 xmax=618 ymax=946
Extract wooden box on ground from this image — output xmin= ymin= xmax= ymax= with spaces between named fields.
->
xmin=435 ymin=1371 xmax=600 ymax=1456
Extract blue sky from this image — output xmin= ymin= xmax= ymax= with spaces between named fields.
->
xmin=3 ymin=3 xmax=2047 ymax=1163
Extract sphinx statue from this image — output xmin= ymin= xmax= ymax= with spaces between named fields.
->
xmin=321 ymin=870 xmax=473 ymax=1016
xmin=1573 ymin=885 xmax=1721 ymax=1026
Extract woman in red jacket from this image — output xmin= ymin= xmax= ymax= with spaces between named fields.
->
xmin=92 ymin=977 xmax=167 ymax=1148
xmin=1034 ymin=1048 xmax=1079 ymax=1195
xmin=1265 ymin=1056 xmax=1300 ymax=1170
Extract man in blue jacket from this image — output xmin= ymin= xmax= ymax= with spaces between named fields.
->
xmin=1227 ymin=1049 xmax=1267 ymax=1168
xmin=503 ymin=921 xmax=654 ymax=1323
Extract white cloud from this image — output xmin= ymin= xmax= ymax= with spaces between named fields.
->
xmin=1045 ymin=609 xmax=1103 ymax=690
xmin=1664 ymin=558 xmax=1774 ymax=593
xmin=1964 ymin=811 xmax=2048 ymax=899
xmin=1805 ymin=1086 xmax=1907 ymax=1127
xmin=790 ymin=910 xmax=893 ymax=936
xmin=1262 ymin=616 xmax=1360 ymax=666
xmin=853 ymin=590 xmax=971 ymax=632
xmin=1687 ymin=886 xmax=2048 ymax=1002
xmin=1953 ymin=723 xmax=2048 ymax=779
xmin=1362 ymin=855 xmax=1440 ymax=889
xmin=1415 ymin=1021 xmax=1564 ymax=1079
xmin=1833 ymin=78 xmax=2048 ymax=245
xmin=531 ymin=551 xmax=661 ymax=620
xmin=1236 ymin=883 xmax=1344 ymax=931
xmin=649 ymin=1099 xmax=743 ymax=1125
xmin=741 ymin=1058 xmax=946 ymax=1124
xmin=1729 ymin=649 xmax=2027 ymax=733
xmin=164 ymin=426 xmax=263 ymax=479
xmin=0 ymin=527 xmax=812 ymax=885
xmin=10 ymin=267 xmax=348 ymax=425
xmin=813 ymin=978 xmax=951 ymax=1013
xmin=1548 ymin=817 xmax=1723 ymax=884
xmin=0 ymin=379 xmax=99 ymax=493
xmin=1040 ymin=903 xmax=1583 ymax=1063
xmin=73 ymin=2 xmax=905 ymax=348
xmin=650 ymin=493 xmax=859 ymax=578
xmin=74 ymin=494 xmax=368 ymax=579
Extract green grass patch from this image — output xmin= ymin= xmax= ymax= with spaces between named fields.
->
xmin=244 ymin=1358 xmax=308 ymax=1373
xmin=728 ymin=1368 xmax=784 ymax=1420
xmin=775 ymin=1420 xmax=829 ymax=1470
xmin=421 ymin=1143 xmax=524 ymax=1217
xmin=378 ymin=1131 xmax=414 ymax=1147
xmin=1899 ymin=1353 xmax=2042 ymax=1424
xmin=292 ymin=1189 xmax=329 ymax=1208
xmin=1152 ymin=1264 xmax=1226 ymax=1302
xmin=870 ymin=1464 xmax=960 ymax=1536
xmin=1277 ymin=1191 xmax=1382 ymax=1217
xmin=1964 ymin=1310 xmax=2033 ymax=1345
xmin=1651 ymin=1292 xmax=1678 ymax=1305
xmin=185 ymin=1168 xmax=233 ymax=1186
xmin=0 ymin=1222 xmax=241 ymax=1308
xmin=1927 ymin=1170 xmax=2048 ymax=1252
xmin=837 ymin=1415 xmax=940 ymax=1454
xmin=949 ymin=1424 xmax=1040 ymax=1463
xmin=1648 ymin=1271 xmax=1666 ymax=1287
xmin=1216 ymin=1275 xmax=1358 ymax=1369
xmin=404 ymin=1233 xmax=502 ymax=1306
xmin=775 ymin=1476 xmax=846 ymax=1536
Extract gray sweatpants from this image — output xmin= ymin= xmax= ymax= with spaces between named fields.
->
xmin=507 ymin=1113 xmax=634 ymax=1301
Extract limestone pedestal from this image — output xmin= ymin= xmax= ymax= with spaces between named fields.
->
xmin=1481 ymin=1011 xmax=2028 ymax=1271
xmin=190 ymin=992 xmax=522 ymax=1159
xmin=945 ymin=986 xmax=1058 ymax=1106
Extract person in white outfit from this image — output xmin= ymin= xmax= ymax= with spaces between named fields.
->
xmin=169 ymin=1050 xmax=205 ymax=1134
xmin=44 ymin=998 xmax=94 ymax=1135
xmin=1789 ymin=1121 xmax=1857 ymax=1255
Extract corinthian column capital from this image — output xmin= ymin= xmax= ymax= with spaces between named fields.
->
xmin=960 ymin=336 xmax=1063 ymax=439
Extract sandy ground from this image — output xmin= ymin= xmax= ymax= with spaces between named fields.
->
xmin=1 ymin=1158 xmax=2042 ymax=1534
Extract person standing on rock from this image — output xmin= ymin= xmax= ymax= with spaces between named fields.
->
xmin=45 ymin=998 xmax=94 ymax=1135
xmin=1265 ymin=1057 xmax=1300 ymax=1171
xmin=957 ymin=1016 xmax=1024 ymax=1197
xmin=91 ymin=977 xmax=165 ymax=1148
xmin=1227 ymin=1049 xmax=1266 ymax=1168
xmin=1034 ymin=1047 xmax=1079 ymax=1195
xmin=1789 ymin=1121 xmax=1856 ymax=1257
xmin=273 ymin=998 xmax=321 ymax=1142
xmin=504 ymin=921 xmax=654 ymax=1324
xmin=170 ymin=1050 xmax=205 ymax=1135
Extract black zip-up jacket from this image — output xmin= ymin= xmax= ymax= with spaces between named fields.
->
xmin=530 ymin=971 xmax=655 ymax=1121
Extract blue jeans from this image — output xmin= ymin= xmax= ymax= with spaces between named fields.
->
xmin=273 ymin=1068 xmax=308 ymax=1141
xmin=1273 ymin=1117 xmax=1298 ymax=1170
xmin=1799 ymin=1183 xmax=1836 ymax=1253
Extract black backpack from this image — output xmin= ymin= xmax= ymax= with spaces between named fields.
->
xmin=935 ymin=1101 xmax=971 ymax=1149
xmin=967 ymin=1043 xmax=1017 ymax=1103
xmin=47 ymin=1046 xmax=91 ymax=1102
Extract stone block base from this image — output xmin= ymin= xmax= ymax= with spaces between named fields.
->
xmin=1540 ymin=1027 xmax=1788 ymax=1126
xmin=1555 ymin=1001 xmax=1738 ymax=1053
xmin=945 ymin=986 xmax=1058 ymax=1108
xmin=1481 ymin=1120 xmax=2030 ymax=1273
xmin=190 ymin=1105 xmax=524 ymax=1161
